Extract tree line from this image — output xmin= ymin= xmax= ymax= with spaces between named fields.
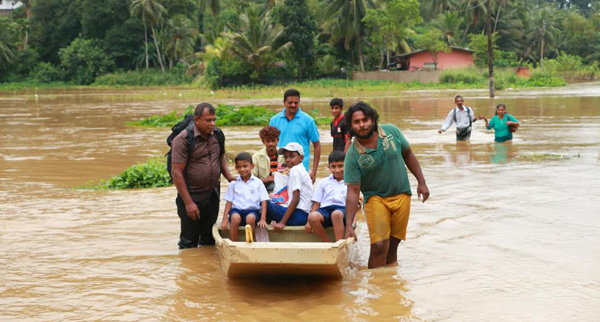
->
xmin=0 ymin=0 xmax=599 ymax=87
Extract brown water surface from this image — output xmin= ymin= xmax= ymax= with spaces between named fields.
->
xmin=1 ymin=84 xmax=599 ymax=321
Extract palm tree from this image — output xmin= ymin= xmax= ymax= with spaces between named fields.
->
xmin=223 ymin=6 xmax=291 ymax=83
xmin=0 ymin=19 xmax=17 ymax=67
xmin=322 ymin=0 xmax=376 ymax=71
xmin=533 ymin=6 xmax=560 ymax=68
xmin=19 ymin=0 xmax=33 ymax=49
xmin=130 ymin=0 xmax=167 ymax=72
xmin=434 ymin=11 xmax=465 ymax=46
xmin=163 ymin=15 xmax=198 ymax=69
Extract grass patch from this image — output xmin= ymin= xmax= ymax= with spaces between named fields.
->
xmin=0 ymin=81 xmax=77 ymax=91
xmin=93 ymin=68 xmax=193 ymax=87
xmin=77 ymin=156 xmax=171 ymax=190
xmin=129 ymin=104 xmax=332 ymax=128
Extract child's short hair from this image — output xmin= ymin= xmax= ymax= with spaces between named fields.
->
xmin=235 ymin=152 xmax=253 ymax=164
xmin=330 ymin=98 xmax=344 ymax=108
xmin=328 ymin=150 xmax=345 ymax=164
xmin=259 ymin=126 xmax=281 ymax=141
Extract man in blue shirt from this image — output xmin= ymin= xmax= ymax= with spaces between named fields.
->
xmin=269 ymin=89 xmax=321 ymax=182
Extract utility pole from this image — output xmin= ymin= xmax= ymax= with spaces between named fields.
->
xmin=486 ymin=0 xmax=495 ymax=98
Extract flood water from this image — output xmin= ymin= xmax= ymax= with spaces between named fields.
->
xmin=1 ymin=84 xmax=599 ymax=321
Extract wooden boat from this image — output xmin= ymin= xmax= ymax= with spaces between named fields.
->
xmin=212 ymin=224 xmax=355 ymax=279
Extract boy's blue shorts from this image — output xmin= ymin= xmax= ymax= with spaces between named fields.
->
xmin=266 ymin=202 xmax=308 ymax=226
xmin=316 ymin=205 xmax=346 ymax=227
xmin=228 ymin=208 xmax=260 ymax=226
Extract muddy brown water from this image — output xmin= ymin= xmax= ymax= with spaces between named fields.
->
xmin=1 ymin=84 xmax=599 ymax=321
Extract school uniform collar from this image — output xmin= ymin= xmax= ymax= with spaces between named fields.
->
xmin=236 ymin=174 xmax=257 ymax=183
xmin=353 ymin=125 xmax=394 ymax=154
xmin=327 ymin=174 xmax=344 ymax=184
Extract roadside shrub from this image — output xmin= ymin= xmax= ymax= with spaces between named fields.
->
xmin=59 ymin=37 xmax=115 ymax=85
xmin=29 ymin=62 xmax=63 ymax=83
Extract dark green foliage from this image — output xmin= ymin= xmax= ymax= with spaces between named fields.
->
xmin=216 ymin=104 xmax=274 ymax=126
xmin=29 ymin=62 xmax=63 ymax=82
xmin=80 ymin=0 xmax=130 ymax=39
xmin=93 ymin=65 xmax=192 ymax=86
xmin=274 ymin=0 xmax=318 ymax=77
xmin=59 ymin=37 xmax=115 ymax=85
xmin=29 ymin=0 xmax=82 ymax=63
xmin=103 ymin=19 xmax=146 ymax=69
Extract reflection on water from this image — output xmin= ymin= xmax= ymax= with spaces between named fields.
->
xmin=1 ymin=85 xmax=600 ymax=321
xmin=489 ymin=141 xmax=517 ymax=164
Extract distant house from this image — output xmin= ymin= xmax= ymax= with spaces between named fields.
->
xmin=392 ymin=47 xmax=474 ymax=71
xmin=0 ymin=0 xmax=22 ymax=17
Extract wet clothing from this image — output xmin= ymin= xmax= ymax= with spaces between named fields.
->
xmin=176 ymin=191 xmax=220 ymax=248
xmin=171 ymin=126 xmax=221 ymax=193
xmin=344 ymin=124 xmax=412 ymax=204
xmin=172 ymin=126 xmax=224 ymax=249
xmin=441 ymin=106 xmax=475 ymax=141
xmin=330 ymin=115 xmax=349 ymax=150
xmin=365 ymin=193 xmax=411 ymax=243
xmin=269 ymin=108 xmax=320 ymax=171
xmin=487 ymin=114 xmax=519 ymax=142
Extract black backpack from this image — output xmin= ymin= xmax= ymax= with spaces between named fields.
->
xmin=165 ymin=114 xmax=225 ymax=181
xmin=453 ymin=106 xmax=473 ymax=128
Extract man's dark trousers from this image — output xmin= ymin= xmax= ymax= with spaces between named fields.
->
xmin=176 ymin=190 xmax=220 ymax=249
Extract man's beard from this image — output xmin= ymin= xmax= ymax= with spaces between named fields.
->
xmin=354 ymin=124 xmax=375 ymax=139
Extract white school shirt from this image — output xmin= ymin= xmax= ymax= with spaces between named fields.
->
xmin=441 ymin=106 xmax=475 ymax=131
xmin=287 ymin=164 xmax=313 ymax=213
xmin=223 ymin=175 xmax=270 ymax=211
xmin=312 ymin=174 xmax=347 ymax=208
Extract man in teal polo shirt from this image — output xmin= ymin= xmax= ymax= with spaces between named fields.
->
xmin=269 ymin=89 xmax=321 ymax=182
xmin=344 ymin=101 xmax=430 ymax=269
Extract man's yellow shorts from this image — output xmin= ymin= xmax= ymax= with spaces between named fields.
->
xmin=364 ymin=193 xmax=411 ymax=244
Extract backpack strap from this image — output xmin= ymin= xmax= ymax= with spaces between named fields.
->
xmin=213 ymin=127 xmax=226 ymax=156
xmin=454 ymin=107 xmax=473 ymax=128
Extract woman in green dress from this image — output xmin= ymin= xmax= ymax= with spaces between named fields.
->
xmin=480 ymin=103 xmax=520 ymax=142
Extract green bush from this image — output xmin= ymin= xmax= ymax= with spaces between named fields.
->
xmin=79 ymin=157 xmax=171 ymax=190
xmin=59 ymin=37 xmax=115 ymax=85
xmin=439 ymin=68 xmax=485 ymax=85
xmin=29 ymin=62 xmax=63 ymax=83
xmin=93 ymin=65 xmax=193 ymax=86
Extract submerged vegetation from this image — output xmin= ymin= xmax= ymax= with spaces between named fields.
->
xmin=517 ymin=153 xmax=577 ymax=162
xmin=129 ymin=103 xmax=331 ymax=128
xmin=78 ymin=157 xmax=171 ymax=190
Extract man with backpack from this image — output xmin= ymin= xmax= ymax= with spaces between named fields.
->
xmin=170 ymin=102 xmax=235 ymax=249
xmin=438 ymin=95 xmax=477 ymax=141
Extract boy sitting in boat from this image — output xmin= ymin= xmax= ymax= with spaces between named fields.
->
xmin=252 ymin=126 xmax=285 ymax=193
xmin=220 ymin=152 xmax=270 ymax=241
xmin=266 ymin=142 xmax=313 ymax=231
xmin=305 ymin=150 xmax=347 ymax=242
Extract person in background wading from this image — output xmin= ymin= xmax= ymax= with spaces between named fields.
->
xmin=171 ymin=102 xmax=235 ymax=249
xmin=438 ymin=95 xmax=477 ymax=141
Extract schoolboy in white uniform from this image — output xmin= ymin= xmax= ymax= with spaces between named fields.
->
xmin=220 ymin=152 xmax=269 ymax=241
xmin=266 ymin=142 xmax=313 ymax=230
xmin=306 ymin=150 xmax=348 ymax=242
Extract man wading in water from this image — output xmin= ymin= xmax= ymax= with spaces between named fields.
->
xmin=343 ymin=102 xmax=430 ymax=268
xmin=438 ymin=95 xmax=477 ymax=141
xmin=171 ymin=103 xmax=235 ymax=249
